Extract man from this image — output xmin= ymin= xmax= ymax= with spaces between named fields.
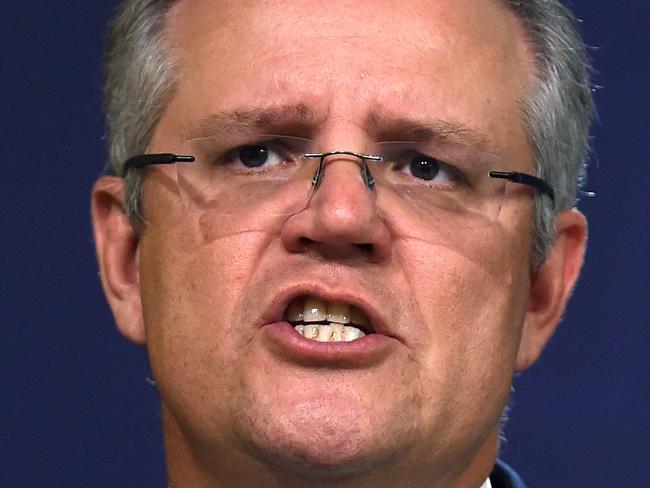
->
xmin=92 ymin=0 xmax=594 ymax=486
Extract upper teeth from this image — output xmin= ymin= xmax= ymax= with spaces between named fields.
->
xmin=284 ymin=297 xmax=372 ymax=342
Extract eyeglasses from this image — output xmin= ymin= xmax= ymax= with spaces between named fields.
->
xmin=122 ymin=135 xmax=554 ymax=243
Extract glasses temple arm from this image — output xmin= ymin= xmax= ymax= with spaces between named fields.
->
xmin=489 ymin=171 xmax=555 ymax=203
xmin=121 ymin=154 xmax=195 ymax=177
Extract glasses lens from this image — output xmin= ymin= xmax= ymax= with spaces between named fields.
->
xmin=174 ymin=135 xmax=318 ymax=236
xmin=370 ymin=141 xmax=506 ymax=228
xmin=168 ymin=136 xmax=508 ymax=243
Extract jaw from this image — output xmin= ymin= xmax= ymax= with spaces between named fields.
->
xmin=140 ymin=225 xmax=526 ymax=486
xmin=140 ymin=216 xmax=526 ymax=487
xmin=162 ymin=396 xmax=503 ymax=488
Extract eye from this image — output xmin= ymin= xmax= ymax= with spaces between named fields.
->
xmin=408 ymin=155 xmax=441 ymax=181
xmin=199 ymin=136 xmax=312 ymax=175
xmin=397 ymin=153 xmax=461 ymax=186
xmin=227 ymin=143 xmax=290 ymax=169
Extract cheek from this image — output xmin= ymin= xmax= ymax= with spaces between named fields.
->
xmin=138 ymin=217 xmax=268 ymax=434
xmin=401 ymin=246 xmax=523 ymax=454
xmin=399 ymin=228 xmax=530 ymax=401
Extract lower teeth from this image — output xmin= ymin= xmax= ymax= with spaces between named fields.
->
xmin=295 ymin=322 xmax=366 ymax=342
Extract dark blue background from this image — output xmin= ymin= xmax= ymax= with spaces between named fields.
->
xmin=2 ymin=1 xmax=648 ymax=486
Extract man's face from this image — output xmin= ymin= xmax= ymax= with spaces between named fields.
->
xmin=136 ymin=0 xmax=538 ymax=481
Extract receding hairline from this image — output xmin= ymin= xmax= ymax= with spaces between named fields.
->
xmin=155 ymin=0 xmax=535 ymax=159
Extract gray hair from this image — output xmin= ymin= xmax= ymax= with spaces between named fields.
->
xmin=104 ymin=0 xmax=178 ymax=231
xmin=502 ymin=0 xmax=595 ymax=264
xmin=103 ymin=0 xmax=594 ymax=263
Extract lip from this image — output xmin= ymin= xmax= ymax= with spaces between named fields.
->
xmin=260 ymin=282 xmax=394 ymax=338
xmin=262 ymin=321 xmax=397 ymax=368
xmin=257 ymin=282 xmax=401 ymax=366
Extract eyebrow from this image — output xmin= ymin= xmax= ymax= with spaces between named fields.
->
xmin=366 ymin=110 xmax=494 ymax=153
xmin=189 ymin=103 xmax=323 ymax=139
xmin=188 ymin=103 xmax=497 ymax=154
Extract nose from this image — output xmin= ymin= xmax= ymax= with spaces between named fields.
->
xmin=280 ymin=154 xmax=392 ymax=262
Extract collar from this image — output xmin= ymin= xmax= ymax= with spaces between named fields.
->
xmin=480 ymin=478 xmax=493 ymax=488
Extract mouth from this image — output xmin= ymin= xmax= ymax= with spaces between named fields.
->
xmin=260 ymin=286 xmax=397 ymax=366
xmin=283 ymin=296 xmax=374 ymax=342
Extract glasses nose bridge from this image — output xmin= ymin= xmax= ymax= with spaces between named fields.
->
xmin=306 ymin=150 xmax=381 ymax=191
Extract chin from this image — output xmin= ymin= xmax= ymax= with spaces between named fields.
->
xmin=234 ymin=402 xmax=411 ymax=479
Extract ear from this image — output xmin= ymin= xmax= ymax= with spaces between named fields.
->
xmin=515 ymin=209 xmax=587 ymax=372
xmin=91 ymin=176 xmax=146 ymax=345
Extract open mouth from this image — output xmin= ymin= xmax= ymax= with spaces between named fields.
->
xmin=282 ymin=296 xmax=374 ymax=342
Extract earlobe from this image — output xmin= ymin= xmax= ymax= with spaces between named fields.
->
xmin=91 ymin=176 xmax=146 ymax=345
xmin=515 ymin=209 xmax=588 ymax=372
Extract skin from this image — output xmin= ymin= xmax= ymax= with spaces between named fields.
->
xmin=92 ymin=0 xmax=588 ymax=486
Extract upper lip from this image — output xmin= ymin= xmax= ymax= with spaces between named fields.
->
xmin=260 ymin=282 xmax=395 ymax=339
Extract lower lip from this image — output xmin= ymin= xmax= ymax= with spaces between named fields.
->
xmin=261 ymin=322 xmax=397 ymax=367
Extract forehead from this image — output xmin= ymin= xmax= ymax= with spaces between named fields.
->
xmin=160 ymin=0 xmax=534 ymax=154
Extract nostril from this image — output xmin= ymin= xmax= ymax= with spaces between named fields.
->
xmin=298 ymin=237 xmax=313 ymax=251
xmin=355 ymin=243 xmax=374 ymax=254
xmin=279 ymin=195 xmax=391 ymax=261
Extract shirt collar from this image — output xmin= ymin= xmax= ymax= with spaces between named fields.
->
xmin=480 ymin=477 xmax=493 ymax=488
